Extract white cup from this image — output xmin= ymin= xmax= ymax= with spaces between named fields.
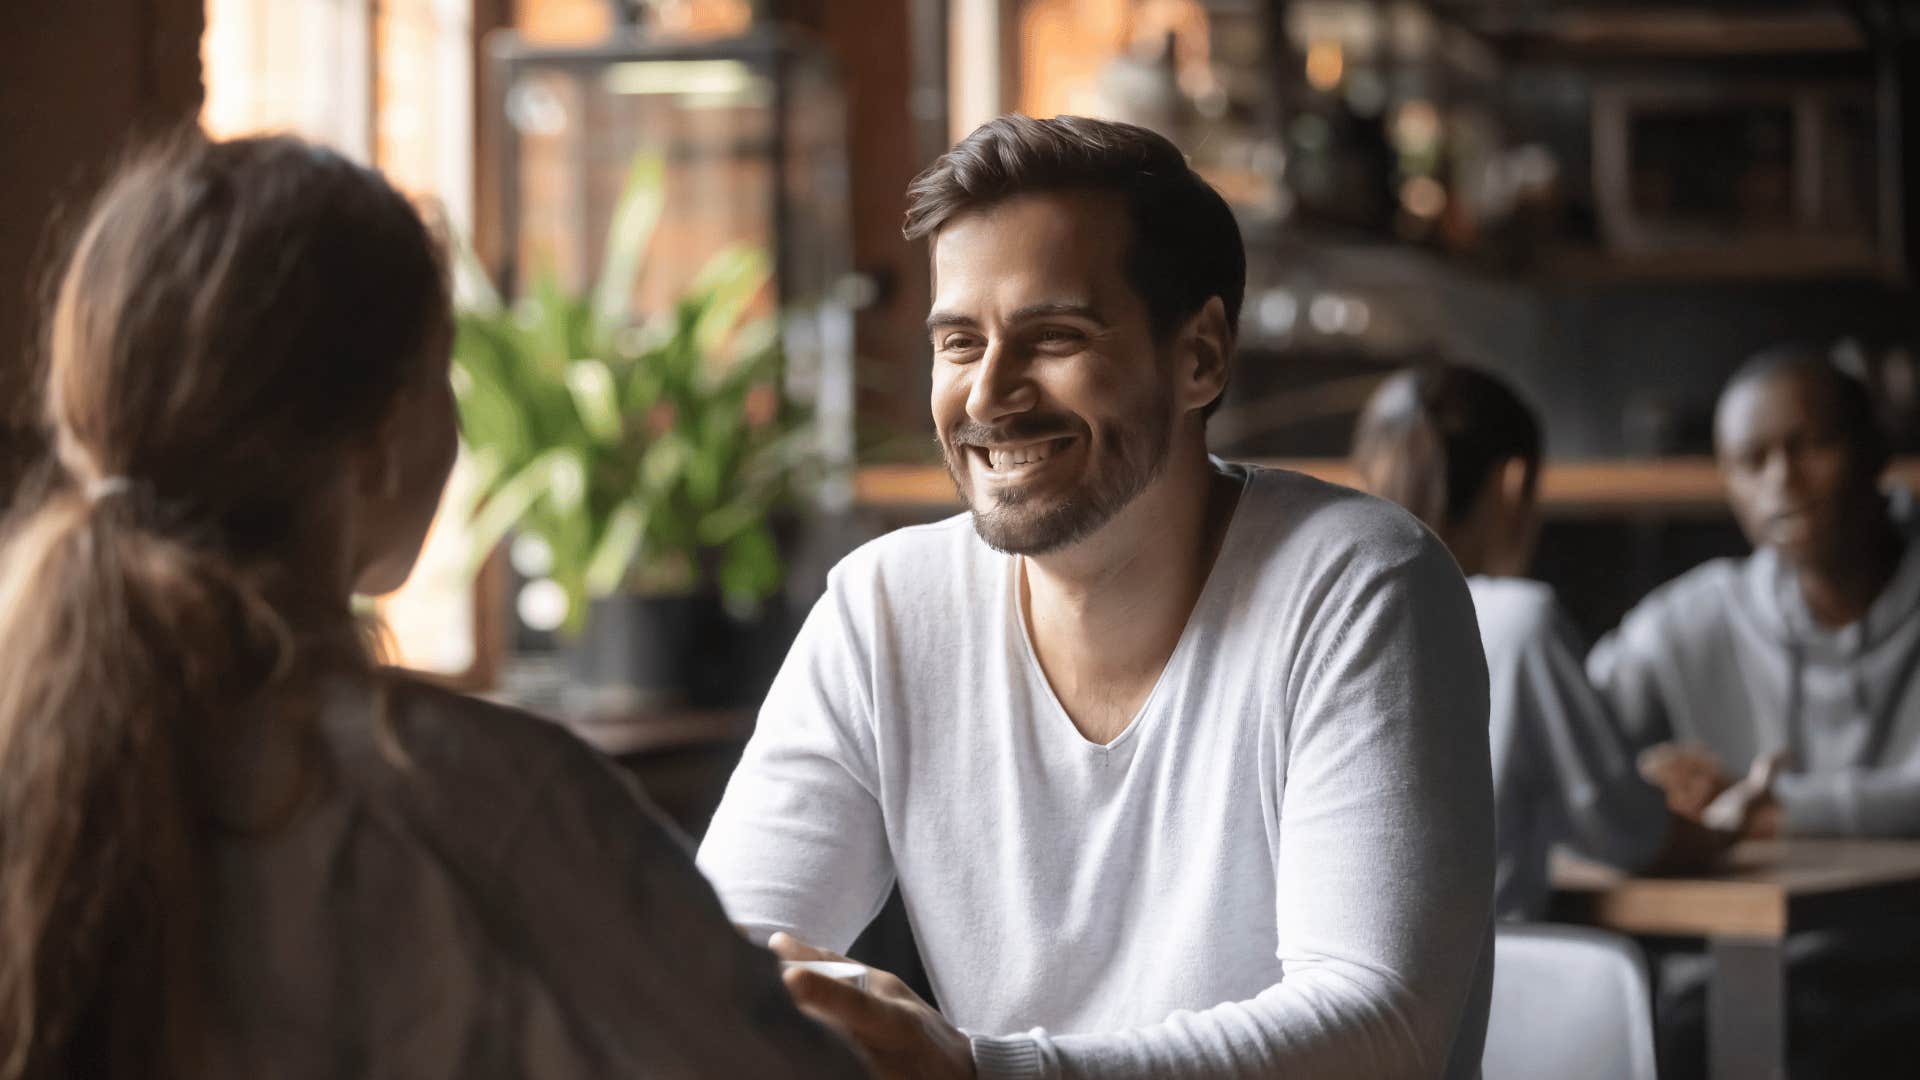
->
xmin=781 ymin=959 xmax=870 ymax=991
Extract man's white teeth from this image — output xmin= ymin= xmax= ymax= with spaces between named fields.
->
xmin=989 ymin=441 xmax=1057 ymax=469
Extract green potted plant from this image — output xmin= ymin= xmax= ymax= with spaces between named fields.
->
xmin=451 ymin=154 xmax=812 ymax=711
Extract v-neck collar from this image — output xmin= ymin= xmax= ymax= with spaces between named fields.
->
xmin=1006 ymin=462 xmax=1259 ymax=751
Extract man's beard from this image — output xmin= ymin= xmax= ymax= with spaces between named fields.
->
xmin=941 ymin=400 xmax=1172 ymax=556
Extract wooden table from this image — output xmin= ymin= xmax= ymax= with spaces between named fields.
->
xmin=854 ymin=457 xmax=1920 ymax=516
xmin=1551 ymin=839 xmax=1920 ymax=1080
xmin=562 ymin=706 xmax=756 ymax=758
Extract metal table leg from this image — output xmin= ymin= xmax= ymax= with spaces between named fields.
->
xmin=1709 ymin=937 xmax=1786 ymax=1080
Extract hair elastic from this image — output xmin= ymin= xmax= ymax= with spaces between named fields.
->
xmin=85 ymin=476 xmax=134 ymax=503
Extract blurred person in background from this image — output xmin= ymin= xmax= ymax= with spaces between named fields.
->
xmin=0 ymin=133 xmax=863 ymax=1080
xmin=1589 ymin=344 xmax=1920 ymax=1077
xmin=698 ymin=115 xmax=1495 ymax=1080
xmin=1592 ymin=345 xmax=1920 ymax=838
xmin=1351 ymin=362 xmax=1763 ymax=923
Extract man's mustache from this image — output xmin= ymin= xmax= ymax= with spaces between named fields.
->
xmin=944 ymin=415 xmax=1081 ymax=448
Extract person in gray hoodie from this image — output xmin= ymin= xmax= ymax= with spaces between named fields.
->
xmin=1590 ymin=344 xmax=1920 ymax=1077
xmin=1590 ymin=346 xmax=1920 ymax=837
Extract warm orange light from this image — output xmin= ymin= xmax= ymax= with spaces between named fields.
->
xmin=1393 ymin=99 xmax=1443 ymax=152
xmin=1305 ymin=41 xmax=1345 ymax=92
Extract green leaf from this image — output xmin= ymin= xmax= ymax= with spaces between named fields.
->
xmin=462 ymin=448 xmax=576 ymax=577
xmin=622 ymin=360 xmax=665 ymax=417
xmin=547 ymin=450 xmax=588 ymax=513
xmin=526 ymin=271 xmax=581 ymax=376
xmin=718 ymin=523 xmax=783 ymax=606
xmin=565 ymin=359 xmax=623 ymax=444
xmin=451 ymin=362 xmax=532 ymax=469
xmin=583 ymin=498 xmax=647 ymax=596
xmin=444 ymin=222 xmax=504 ymax=314
xmin=686 ymin=447 xmax=723 ymax=510
xmin=639 ymin=431 xmax=692 ymax=495
xmin=592 ymin=152 xmax=666 ymax=338
xmin=696 ymin=496 xmax=761 ymax=546
xmin=687 ymin=245 xmax=770 ymax=356
xmin=658 ymin=298 xmax=709 ymax=387
xmin=453 ymin=314 xmax=524 ymax=397
xmin=724 ymin=316 xmax=782 ymax=375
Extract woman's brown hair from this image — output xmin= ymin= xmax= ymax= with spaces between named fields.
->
xmin=1351 ymin=361 xmax=1543 ymax=534
xmin=0 ymin=133 xmax=450 ymax=1078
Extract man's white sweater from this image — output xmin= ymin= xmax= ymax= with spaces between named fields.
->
xmin=698 ymin=463 xmax=1495 ymax=1079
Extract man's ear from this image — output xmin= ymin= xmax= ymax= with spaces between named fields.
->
xmin=1178 ymin=296 xmax=1232 ymax=415
xmin=1499 ymin=456 xmax=1534 ymax=512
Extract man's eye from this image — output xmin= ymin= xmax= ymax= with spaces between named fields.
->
xmin=1037 ymin=328 xmax=1080 ymax=344
xmin=939 ymin=335 xmax=980 ymax=355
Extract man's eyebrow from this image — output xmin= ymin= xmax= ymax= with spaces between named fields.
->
xmin=925 ymin=311 xmax=977 ymax=333
xmin=1009 ymin=302 xmax=1106 ymax=325
xmin=926 ymin=303 xmax=1108 ymax=334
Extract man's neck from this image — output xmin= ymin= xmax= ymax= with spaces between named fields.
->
xmin=1794 ymin=505 xmax=1905 ymax=629
xmin=1020 ymin=443 xmax=1239 ymax=743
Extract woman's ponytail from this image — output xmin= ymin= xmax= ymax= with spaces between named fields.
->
xmin=0 ymin=483 xmax=301 ymax=1078
xmin=0 ymin=131 xmax=445 ymax=1079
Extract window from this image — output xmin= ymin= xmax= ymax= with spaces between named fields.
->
xmin=201 ymin=0 xmax=479 ymax=676
xmin=202 ymin=0 xmax=762 ymax=680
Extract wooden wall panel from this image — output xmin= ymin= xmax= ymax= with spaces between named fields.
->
xmin=0 ymin=0 xmax=206 ymax=503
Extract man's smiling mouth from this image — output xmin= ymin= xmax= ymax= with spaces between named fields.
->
xmin=976 ymin=436 xmax=1075 ymax=474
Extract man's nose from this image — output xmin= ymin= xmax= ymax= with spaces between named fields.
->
xmin=1761 ymin=447 xmax=1804 ymax=496
xmin=965 ymin=341 xmax=1036 ymax=426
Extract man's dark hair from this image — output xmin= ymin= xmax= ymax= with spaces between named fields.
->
xmin=1721 ymin=342 xmax=1890 ymax=477
xmin=903 ymin=115 xmax=1245 ymax=415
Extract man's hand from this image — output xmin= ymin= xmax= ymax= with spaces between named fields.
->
xmin=1700 ymin=751 xmax=1787 ymax=839
xmin=1639 ymin=742 xmax=1734 ymax=819
xmin=770 ymin=933 xmax=976 ymax=1080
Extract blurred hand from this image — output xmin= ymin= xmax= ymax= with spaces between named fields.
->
xmin=1700 ymin=752 xmax=1787 ymax=839
xmin=771 ymin=933 xmax=975 ymax=1080
xmin=1639 ymin=742 xmax=1734 ymax=820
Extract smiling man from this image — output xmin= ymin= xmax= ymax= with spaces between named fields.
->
xmin=696 ymin=115 xmax=1495 ymax=1079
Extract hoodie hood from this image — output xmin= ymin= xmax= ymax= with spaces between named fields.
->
xmin=1741 ymin=486 xmax=1920 ymax=660
xmin=1734 ymin=486 xmax=1920 ymax=775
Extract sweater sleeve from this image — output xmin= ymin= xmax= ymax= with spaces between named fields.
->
xmin=1520 ymin=602 xmax=1669 ymax=872
xmin=970 ymin=539 xmax=1496 ymax=1080
xmin=696 ymin=572 xmax=896 ymax=952
xmin=1776 ymin=766 xmax=1920 ymax=837
xmin=1586 ymin=617 xmax=1678 ymax=753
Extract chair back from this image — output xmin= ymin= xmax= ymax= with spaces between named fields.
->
xmin=1483 ymin=923 xmax=1658 ymax=1080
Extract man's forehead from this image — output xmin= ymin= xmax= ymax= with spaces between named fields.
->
xmin=927 ymin=192 xmax=1133 ymax=308
xmin=931 ymin=191 xmax=1128 ymax=261
xmin=1716 ymin=370 xmax=1841 ymax=448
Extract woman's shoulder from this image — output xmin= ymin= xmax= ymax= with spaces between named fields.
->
xmin=1469 ymin=575 xmax=1564 ymax=637
xmin=325 ymin=673 xmax=599 ymax=783
xmin=1468 ymin=575 xmax=1574 ymax=664
xmin=317 ymin=671 xmax=649 ymax=871
xmin=380 ymin=673 xmax=593 ymax=757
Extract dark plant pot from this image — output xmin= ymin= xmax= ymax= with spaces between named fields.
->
xmin=701 ymin=593 xmax=795 ymax=709
xmin=568 ymin=592 xmax=714 ymax=715
xmin=565 ymin=592 xmax=798 ymax=716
